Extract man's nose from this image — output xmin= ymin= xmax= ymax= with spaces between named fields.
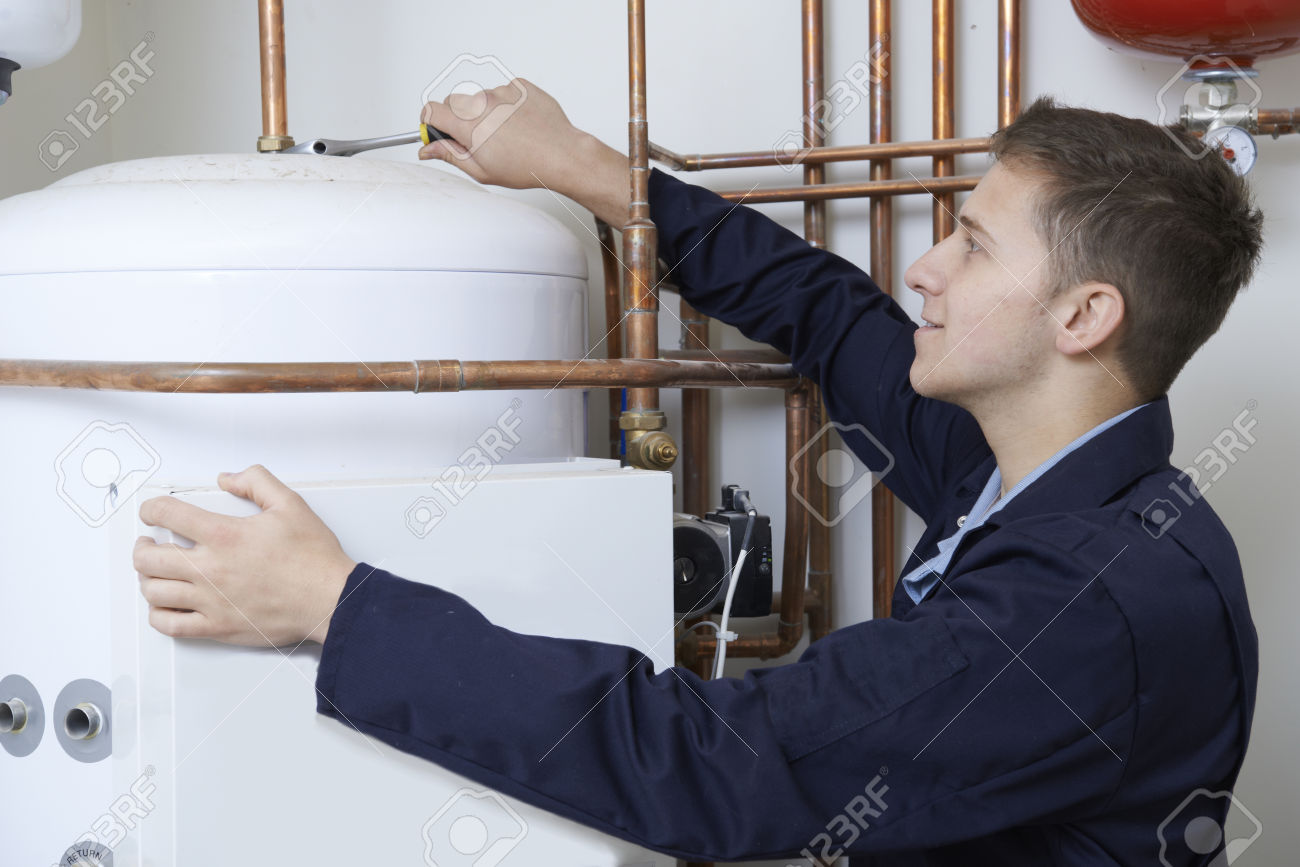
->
xmin=903 ymin=246 xmax=944 ymax=298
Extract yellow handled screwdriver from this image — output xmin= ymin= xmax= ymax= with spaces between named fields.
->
xmin=284 ymin=123 xmax=454 ymax=157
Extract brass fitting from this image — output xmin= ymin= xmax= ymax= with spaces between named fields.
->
xmin=257 ymin=134 xmax=295 ymax=153
xmin=620 ymin=409 xmax=678 ymax=470
xmin=627 ymin=430 xmax=679 ymax=470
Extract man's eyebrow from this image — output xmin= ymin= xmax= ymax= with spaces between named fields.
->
xmin=957 ymin=213 xmax=998 ymax=250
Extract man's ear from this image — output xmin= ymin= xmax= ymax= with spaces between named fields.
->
xmin=1053 ymin=281 xmax=1125 ymax=357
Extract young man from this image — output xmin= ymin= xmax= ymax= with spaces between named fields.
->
xmin=134 ymin=82 xmax=1263 ymax=865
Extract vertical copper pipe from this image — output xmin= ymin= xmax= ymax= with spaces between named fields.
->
xmin=869 ymin=0 xmax=898 ymax=619
xmin=257 ymin=0 xmax=290 ymax=149
xmin=679 ymin=297 xmax=713 ymax=689
xmin=679 ymin=301 xmax=711 ymax=517
xmin=777 ymin=384 xmax=812 ymax=650
xmin=801 ymin=0 xmax=828 ymax=247
xmin=807 ymin=392 xmax=834 ymax=640
xmin=624 ymin=0 xmax=659 ymax=413
xmin=802 ymin=0 xmax=833 ymax=642
xmin=596 ymin=219 xmax=625 ymax=459
xmin=932 ymin=0 xmax=956 ymax=240
xmin=998 ymin=0 xmax=1021 ymax=128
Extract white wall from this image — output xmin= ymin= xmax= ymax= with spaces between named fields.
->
xmin=1 ymin=1 xmax=1295 ymax=864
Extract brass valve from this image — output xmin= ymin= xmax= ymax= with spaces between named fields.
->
xmin=620 ymin=409 xmax=679 ymax=470
xmin=628 ymin=430 xmax=679 ymax=470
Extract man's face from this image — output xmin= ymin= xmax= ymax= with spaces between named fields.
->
xmin=903 ymin=161 xmax=1061 ymax=410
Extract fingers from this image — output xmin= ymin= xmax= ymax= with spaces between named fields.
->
xmin=139 ymin=576 xmax=201 ymax=611
xmin=139 ymin=495 xmax=229 ymax=543
xmin=218 ymin=464 xmax=297 ymax=512
xmin=147 ymin=607 xmax=211 ymax=639
xmin=421 ymin=98 xmax=473 ymax=148
xmin=418 ymin=137 xmax=469 ymax=161
xmin=133 ymin=536 xmax=207 ymax=582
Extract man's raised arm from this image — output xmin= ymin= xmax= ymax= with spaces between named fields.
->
xmin=419 ymin=81 xmax=988 ymax=519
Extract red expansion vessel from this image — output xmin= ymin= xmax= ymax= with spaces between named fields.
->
xmin=1071 ymin=0 xmax=1300 ymax=69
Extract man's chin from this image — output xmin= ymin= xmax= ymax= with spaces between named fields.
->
xmin=908 ymin=362 xmax=942 ymax=398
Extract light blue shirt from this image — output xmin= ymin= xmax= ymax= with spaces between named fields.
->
xmin=900 ymin=402 xmax=1151 ymax=604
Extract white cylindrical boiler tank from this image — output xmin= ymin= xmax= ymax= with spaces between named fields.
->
xmin=0 ymin=154 xmax=608 ymax=863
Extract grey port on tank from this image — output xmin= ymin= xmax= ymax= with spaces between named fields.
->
xmin=53 ymin=679 xmax=112 ymax=763
xmin=0 ymin=674 xmax=44 ymax=758
xmin=64 ymin=702 xmax=104 ymax=740
xmin=0 ymin=697 xmax=29 ymax=732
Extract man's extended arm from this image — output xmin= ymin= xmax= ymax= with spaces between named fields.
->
xmin=316 ymin=534 xmax=1136 ymax=862
xmin=420 ymin=81 xmax=988 ymax=518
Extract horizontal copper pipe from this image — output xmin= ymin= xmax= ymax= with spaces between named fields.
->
xmin=0 ymin=358 xmax=798 ymax=393
xmin=717 ymin=172 xmax=980 ymax=204
xmin=660 ymin=348 xmax=788 ymax=363
xmin=1257 ymin=107 xmax=1298 ymax=136
xmin=650 ymin=136 xmax=991 ymax=171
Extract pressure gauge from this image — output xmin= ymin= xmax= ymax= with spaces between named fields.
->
xmin=1204 ymin=125 xmax=1257 ymax=176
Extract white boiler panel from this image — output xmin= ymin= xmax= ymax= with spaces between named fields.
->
xmin=105 ymin=461 xmax=673 ymax=866
xmin=0 ymin=155 xmax=599 ymax=864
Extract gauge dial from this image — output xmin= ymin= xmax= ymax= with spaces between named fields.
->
xmin=1204 ymin=125 xmax=1258 ymax=175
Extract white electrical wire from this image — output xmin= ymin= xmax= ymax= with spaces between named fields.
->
xmin=713 ymin=509 xmax=757 ymax=679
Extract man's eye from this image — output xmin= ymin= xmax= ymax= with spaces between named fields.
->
xmin=965 ymin=236 xmax=981 ymax=254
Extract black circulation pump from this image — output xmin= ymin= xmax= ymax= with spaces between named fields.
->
xmin=672 ymin=484 xmax=773 ymax=619
xmin=0 ymin=59 xmax=20 ymax=106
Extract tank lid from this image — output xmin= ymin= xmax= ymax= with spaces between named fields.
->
xmin=0 ymin=153 xmax=587 ymax=279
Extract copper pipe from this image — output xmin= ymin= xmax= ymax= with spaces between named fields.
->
xmin=596 ymin=219 xmax=625 ymax=458
xmin=683 ymin=384 xmax=811 ymax=663
xmin=803 ymin=0 xmax=834 ymax=648
xmin=1257 ymin=107 xmax=1299 ymax=136
xmin=802 ymin=572 xmax=833 ymax=641
xmin=1257 ymin=108 xmax=1299 ymax=127
xmin=678 ymin=300 xmax=712 ymax=517
xmin=256 ymin=0 xmax=292 ymax=150
xmin=1256 ymin=122 xmax=1297 ymax=137
xmin=932 ymin=0 xmax=956 ymax=240
xmin=802 ymin=0 xmax=828 ymax=246
xmin=807 ymin=391 xmax=834 ymax=642
xmin=715 ymin=173 xmax=979 ymax=204
xmin=649 ymin=136 xmax=991 ymax=171
xmin=0 ymin=358 xmax=798 ymax=393
xmin=661 ymin=349 xmax=788 ymax=364
xmin=623 ymin=0 xmax=659 ymax=413
xmin=870 ymin=0 xmax=899 ymax=620
xmin=998 ymin=0 xmax=1021 ymax=128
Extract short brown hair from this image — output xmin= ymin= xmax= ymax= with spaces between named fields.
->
xmin=989 ymin=96 xmax=1264 ymax=400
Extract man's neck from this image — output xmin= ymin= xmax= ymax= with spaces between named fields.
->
xmin=971 ymin=388 xmax=1140 ymax=494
